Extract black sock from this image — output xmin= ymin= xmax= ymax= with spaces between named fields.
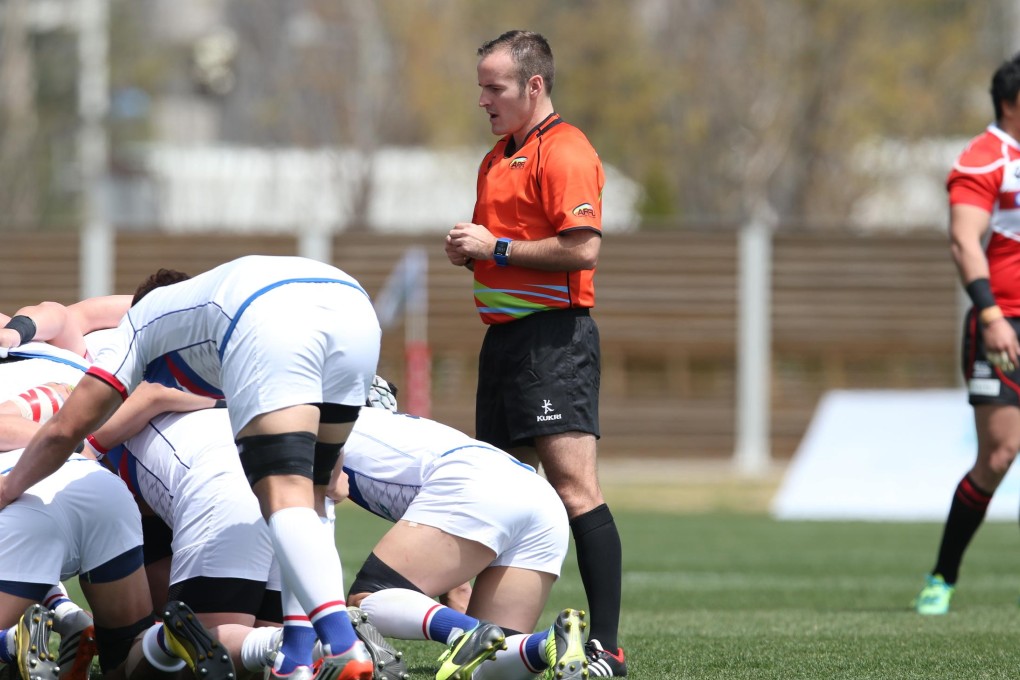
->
xmin=932 ymin=474 xmax=992 ymax=584
xmin=570 ymin=503 xmax=622 ymax=650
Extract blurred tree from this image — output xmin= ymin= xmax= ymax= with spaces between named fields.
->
xmin=2 ymin=0 xmax=1008 ymax=232
xmin=0 ymin=0 xmax=39 ymax=227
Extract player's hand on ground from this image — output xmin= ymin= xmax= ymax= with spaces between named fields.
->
xmin=983 ymin=318 xmax=1020 ymax=372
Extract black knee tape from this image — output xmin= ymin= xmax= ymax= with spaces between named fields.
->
xmin=313 ymin=442 xmax=343 ymax=485
xmin=317 ymin=403 xmax=360 ymax=424
xmin=348 ymin=552 xmax=424 ymax=599
xmin=96 ymin=615 xmax=155 ymax=672
xmin=236 ymin=432 xmax=316 ymax=487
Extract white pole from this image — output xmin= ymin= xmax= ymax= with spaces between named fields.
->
xmin=734 ymin=217 xmax=772 ymax=475
xmin=297 ymin=220 xmax=332 ymax=263
xmin=78 ymin=0 xmax=111 ymax=298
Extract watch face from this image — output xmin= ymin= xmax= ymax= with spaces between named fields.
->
xmin=495 ymin=241 xmax=509 ymax=256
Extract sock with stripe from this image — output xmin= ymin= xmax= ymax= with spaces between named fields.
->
xmin=268 ymin=507 xmax=356 ymax=657
xmin=932 ymin=473 xmax=992 ymax=584
xmin=275 ymin=585 xmax=315 ymax=674
xmin=359 ymin=589 xmax=478 ymax=644
xmin=472 ymin=632 xmax=549 ymax=679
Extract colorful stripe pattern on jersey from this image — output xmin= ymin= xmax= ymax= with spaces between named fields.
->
xmin=472 ymin=113 xmax=604 ymax=325
xmin=948 ymin=124 xmax=1020 ymax=316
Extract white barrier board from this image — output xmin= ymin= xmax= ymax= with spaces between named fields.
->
xmin=771 ymin=389 xmax=1020 ymax=521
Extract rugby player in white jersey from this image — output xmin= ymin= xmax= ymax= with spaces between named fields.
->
xmin=0 ymin=256 xmax=382 ymax=680
xmin=338 ymin=381 xmax=590 ymax=680
xmin=85 ymin=377 xmax=415 ymax=680
xmin=0 ymin=343 xmax=232 ymax=680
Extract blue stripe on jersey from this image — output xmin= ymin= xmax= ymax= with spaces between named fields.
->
xmin=143 ymin=351 xmax=224 ymax=398
xmin=439 ymin=444 xmax=536 ymax=472
xmin=104 ymin=444 xmax=141 ymax=496
xmin=7 ymin=351 xmax=87 ymax=372
xmin=218 ymin=277 xmax=369 ymax=361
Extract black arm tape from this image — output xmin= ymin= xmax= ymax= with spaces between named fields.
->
xmin=236 ymin=431 xmax=316 ymax=487
xmin=965 ymin=278 xmax=997 ymax=310
xmin=347 ymin=551 xmax=425 ymax=600
xmin=313 ymin=442 xmax=343 ymax=485
xmin=3 ymin=315 xmax=37 ymax=344
xmin=96 ymin=614 xmax=155 ymax=672
xmin=317 ymin=402 xmax=360 ymax=424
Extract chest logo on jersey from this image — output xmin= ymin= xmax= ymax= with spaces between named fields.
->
xmin=509 ymin=156 xmax=528 ymax=169
xmin=572 ymin=203 xmax=597 ymax=218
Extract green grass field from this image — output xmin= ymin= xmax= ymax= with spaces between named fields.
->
xmin=68 ymin=494 xmax=1020 ymax=679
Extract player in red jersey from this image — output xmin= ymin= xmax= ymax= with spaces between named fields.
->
xmin=915 ymin=52 xmax=1020 ymax=615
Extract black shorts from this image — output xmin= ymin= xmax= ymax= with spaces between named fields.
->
xmin=476 ymin=308 xmax=600 ymax=450
xmin=962 ymin=308 xmax=1020 ymax=406
xmin=167 ymin=576 xmax=273 ymax=618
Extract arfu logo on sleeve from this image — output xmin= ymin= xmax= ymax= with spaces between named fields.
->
xmin=572 ymin=203 xmax=597 ymax=218
xmin=509 ymin=156 xmax=528 ymax=169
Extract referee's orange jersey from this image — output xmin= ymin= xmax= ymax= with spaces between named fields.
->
xmin=471 ymin=113 xmax=605 ymax=325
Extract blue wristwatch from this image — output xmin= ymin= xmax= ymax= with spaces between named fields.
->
xmin=493 ymin=238 xmax=512 ymax=267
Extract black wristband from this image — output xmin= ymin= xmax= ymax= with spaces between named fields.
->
xmin=3 ymin=315 xmax=37 ymax=344
xmin=965 ymin=278 xmax=997 ymax=311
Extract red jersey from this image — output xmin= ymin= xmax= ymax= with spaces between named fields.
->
xmin=947 ymin=125 xmax=1020 ymax=315
xmin=471 ymin=114 xmax=604 ymax=325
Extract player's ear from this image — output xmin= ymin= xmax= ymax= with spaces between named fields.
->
xmin=529 ymin=74 xmax=544 ymax=98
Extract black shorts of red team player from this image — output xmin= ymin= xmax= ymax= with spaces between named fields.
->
xmin=962 ymin=307 xmax=1020 ymax=407
xmin=475 ymin=307 xmax=601 ymax=450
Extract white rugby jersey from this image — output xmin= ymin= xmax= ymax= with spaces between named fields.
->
xmin=0 ymin=350 xmax=93 ymax=473
xmin=86 ymin=255 xmax=370 ymax=399
xmin=342 ymin=408 xmax=534 ymax=522
xmin=948 ymin=125 xmax=1020 ymax=315
xmin=101 ymin=407 xmax=238 ymax=528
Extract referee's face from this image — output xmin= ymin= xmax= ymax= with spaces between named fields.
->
xmin=477 ymin=49 xmax=530 ymax=139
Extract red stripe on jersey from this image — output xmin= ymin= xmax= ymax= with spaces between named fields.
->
xmin=86 ymin=434 xmax=109 ymax=455
xmin=85 ymin=367 xmax=129 ymax=400
xmin=998 ymin=191 xmax=1020 ymax=210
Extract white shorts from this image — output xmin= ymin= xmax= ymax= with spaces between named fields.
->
xmin=402 ymin=449 xmax=569 ymax=576
xmin=0 ymin=458 xmax=142 ymax=584
xmin=219 ymin=282 xmax=381 ymax=436
xmin=170 ymin=467 xmax=276 ymax=586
